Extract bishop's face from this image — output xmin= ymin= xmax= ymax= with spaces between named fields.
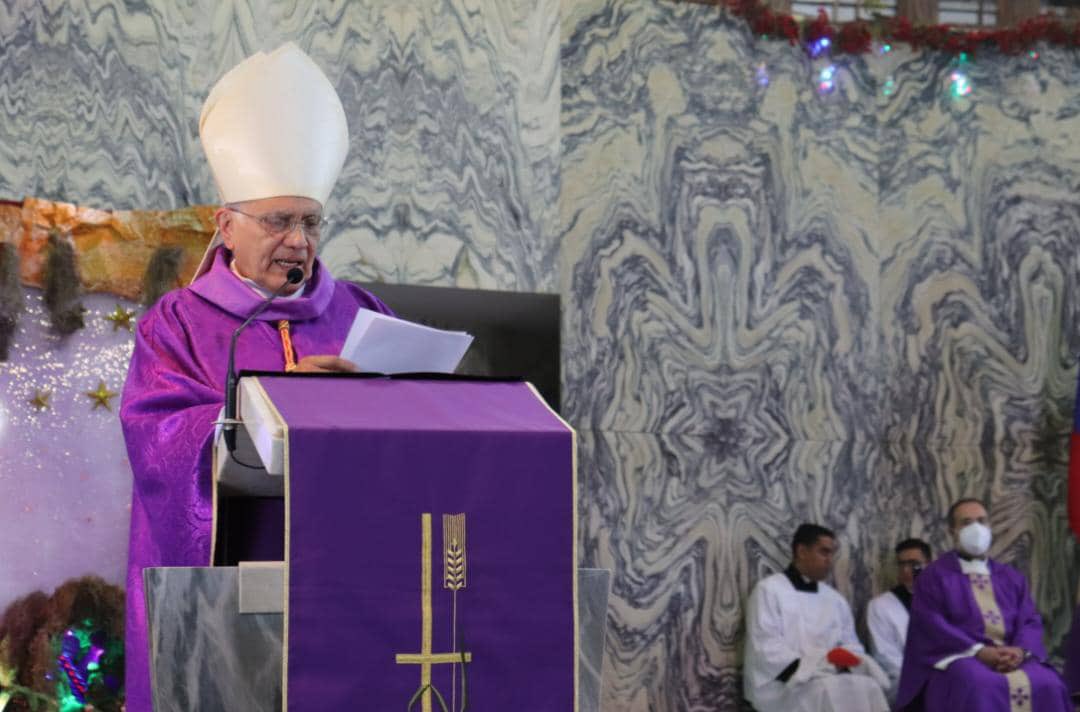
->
xmin=216 ymin=195 xmax=323 ymax=295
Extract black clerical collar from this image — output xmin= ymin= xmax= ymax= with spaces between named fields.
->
xmin=784 ymin=564 xmax=819 ymax=593
xmin=890 ymin=584 xmax=912 ymax=612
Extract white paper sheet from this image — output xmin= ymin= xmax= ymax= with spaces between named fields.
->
xmin=339 ymin=309 xmax=473 ymax=374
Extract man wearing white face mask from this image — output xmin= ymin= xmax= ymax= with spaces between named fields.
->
xmin=894 ymin=498 xmax=1069 ymax=711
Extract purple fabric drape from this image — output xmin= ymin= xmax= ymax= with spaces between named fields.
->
xmin=256 ymin=376 xmax=576 ymax=711
xmin=119 ymin=247 xmax=392 ymax=712
xmin=895 ymin=551 xmax=1069 ymax=711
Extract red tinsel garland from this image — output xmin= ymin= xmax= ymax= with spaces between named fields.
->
xmin=683 ymin=0 xmax=1080 ymax=56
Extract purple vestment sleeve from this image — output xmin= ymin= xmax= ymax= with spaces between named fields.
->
xmin=119 ymin=248 xmax=393 ymax=712
xmin=1004 ymin=568 xmax=1048 ymax=658
xmin=911 ymin=556 xmax=982 ymax=657
xmin=120 ymin=298 xmax=222 ymax=712
xmin=896 ymin=553 xmax=981 ymax=709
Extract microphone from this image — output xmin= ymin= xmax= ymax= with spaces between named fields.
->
xmin=223 ymin=267 xmax=304 ymax=453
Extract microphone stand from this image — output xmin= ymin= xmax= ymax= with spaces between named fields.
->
xmin=223 ymin=267 xmax=304 ymax=454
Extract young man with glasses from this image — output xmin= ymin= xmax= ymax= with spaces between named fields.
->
xmin=119 ymin=43 xmax=394 ymax=712
xmin=866 ymin=538 xmax=931 ymax=703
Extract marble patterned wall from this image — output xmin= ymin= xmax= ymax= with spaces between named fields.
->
xmin=561 ymin=0 xmax=1080 ymax=709
xmin=0 ymin=3 xmax=194 ymax=207
xmin=0 ymin=0 xmax=558 ymax=614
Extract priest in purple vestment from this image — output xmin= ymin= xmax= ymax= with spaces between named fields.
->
xmin=895 ymin=498 xmax=1069 ymax=711
xmin=119 ymin=43 xmax=393 ymax=712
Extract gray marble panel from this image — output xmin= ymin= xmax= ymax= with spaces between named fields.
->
xmin=560 ymin=0 xmax=883 ymax=440
xmin=238 ymin=561 xmax=285 ymax=614
xmin=271 ymin=0 xmax=563 ymax=292
xmin=0 ymin=1 xmax=202 ymax=208
xmin=144 ymin=566 xmax=283 ymax=712
xmin=578 ymin=567 xmax=611 ymax=712
xmin=880 ymin=48 xmax=1080 ymax=450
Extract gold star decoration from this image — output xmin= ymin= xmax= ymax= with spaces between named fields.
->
xmin=105 ymin=304 xmax=136 ymax=331
xmin=27 ymin=389 xmax=51 ymax=410
xmin=85 ymin=380 xmax=118 ymax=411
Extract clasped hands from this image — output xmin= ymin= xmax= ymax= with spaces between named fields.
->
xmin=975 ymin=645 xmax=1026 ymax=673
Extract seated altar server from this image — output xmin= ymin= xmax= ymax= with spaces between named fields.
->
xmin=119 ymin=43 xmax=393 ymax=712
xmin=895 ymin=498 xmax=1070 ymax=711
xmin=866 ymin=537 xmax=931 ymax=702
xmin=744 ymin=523 xmax=890 ymax=712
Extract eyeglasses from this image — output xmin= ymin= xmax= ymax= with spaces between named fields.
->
xmin=227 ymin=207 xmax=327 ymax=239
xmin=898 ymin=560 xmax=925 ymax=571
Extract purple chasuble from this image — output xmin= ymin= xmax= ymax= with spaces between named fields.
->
xmin=119 ymin=247 xmax=393 ymax=712
xmin=895 ymin=551 xmax=1069 ymax=712
xmin=254 ymin=376 xmax=576 ymax=711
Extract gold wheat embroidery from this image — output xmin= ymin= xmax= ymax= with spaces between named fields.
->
xmin=443 ymin=514 xmax=466 ymax=591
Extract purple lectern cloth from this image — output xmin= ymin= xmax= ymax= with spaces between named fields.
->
xmin=257 ymin=376 xmax=576 ymax=711
xmin=895 ymin=551 xmax=1069 ymax=711
xmin=119 ymin=247 xmax=391 ymax=712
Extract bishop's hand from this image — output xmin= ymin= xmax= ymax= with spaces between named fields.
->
xmin=293 ymin=354 xmax=358 ymax=373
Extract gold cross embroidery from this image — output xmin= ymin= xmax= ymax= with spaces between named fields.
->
xmin=395 ymin=513 xmax=473 ymax=712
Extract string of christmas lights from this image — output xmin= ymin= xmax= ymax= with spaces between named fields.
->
xmin=682 ymin=0 xmax=1080 ymax=56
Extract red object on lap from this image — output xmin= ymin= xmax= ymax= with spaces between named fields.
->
xmin=827 ymin=647 xmax=861 ymax=669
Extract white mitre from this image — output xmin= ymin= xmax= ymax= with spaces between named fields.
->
xmin=191 ymin=42 xmax=349 ymax=280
